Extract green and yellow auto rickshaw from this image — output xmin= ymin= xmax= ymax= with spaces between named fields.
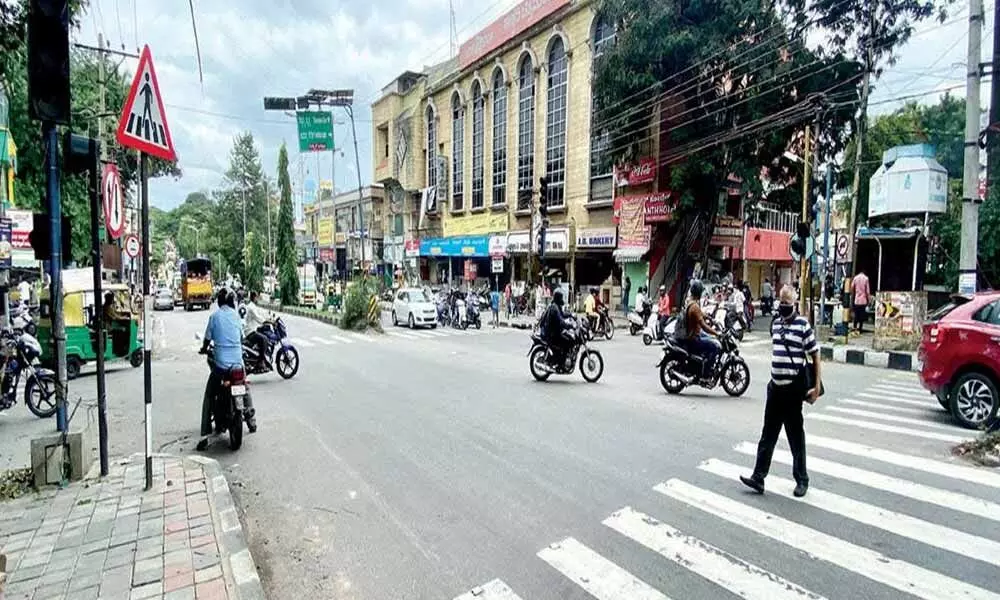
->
xmin=37 ymin=269 xmax=143 ymax=379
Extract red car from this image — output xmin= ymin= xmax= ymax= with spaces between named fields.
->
xmin=919 ymin=291 xmax=1000 ymax=429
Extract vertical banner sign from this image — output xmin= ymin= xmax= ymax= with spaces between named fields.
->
xmin=297 ymin=112 xmax=334 ymax=152
xmin=0 ymin=217 xmax=12 ymax=269
xmin=102 ymin=164 xmax=125 ymax=239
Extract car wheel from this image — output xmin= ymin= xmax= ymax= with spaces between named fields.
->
xmin=408 ymin=314 xmax=415 ymax=328
xmin=392 ymin=311 xmax=398 ymax=326
xmin=949 ymin=372 xmax=999 ymax=429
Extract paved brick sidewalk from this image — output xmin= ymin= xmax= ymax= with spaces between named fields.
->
xmin=0 ymin=454 xmax=264 ymax=600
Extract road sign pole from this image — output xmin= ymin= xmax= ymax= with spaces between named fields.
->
xmin=46 ymin=123 xmax=68 ymax=436
xmin=88 ymin=136 xmax=109 ymax=477
xmin=140 ymin=153 xmax=153 ymax=491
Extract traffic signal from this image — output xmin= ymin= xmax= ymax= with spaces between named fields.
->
xmin=790 ymin=221 xmax=810 ymax=259
xmin=63 ymin=131 xmax=99 ymax=174
xmin=29 ymin=213 xmax=72 ymax=263
xmin=538 ymin=176 xmax=549 ymax=217
xmin=27 ymin=0 xmax=71 ymax=124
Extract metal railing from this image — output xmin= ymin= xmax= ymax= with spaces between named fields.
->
xmin=750 ymin=203 xmax=797 ymax=233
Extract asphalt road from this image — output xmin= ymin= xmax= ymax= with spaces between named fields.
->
xmin=3 ymin=307 xmax=998 ymax=600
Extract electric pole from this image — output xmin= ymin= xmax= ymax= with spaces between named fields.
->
xmin=848 ymin=7 xmax=877 ymax=276
xmin=800 ymin=126 xmax=812 ymax=319
xmin=960 ymin=0 xmax=984 ymax=294
xmin=986 ymin=0 xmax=1000 ymax=200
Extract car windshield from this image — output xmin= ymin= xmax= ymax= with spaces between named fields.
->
xmin=407 ymin=290 xmax=432 ymax=303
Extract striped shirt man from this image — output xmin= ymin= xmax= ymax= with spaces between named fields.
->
xmin=770 ymin=315 xmax=818 ymax=385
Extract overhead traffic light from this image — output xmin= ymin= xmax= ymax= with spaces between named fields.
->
xmin=538 ymin=176 xmax=549 ymax=217
xmin=27 ymin=0 xmax=71 ymax=123
xmin=790 ymin=221 xmax=810 ymax=260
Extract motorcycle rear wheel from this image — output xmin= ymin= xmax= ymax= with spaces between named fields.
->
xmin=276 ymin=346 xmax=299 ymax=379
xmin=580 ymin=350 xmax=604 ymax=383
xmin=721 ymin=360 xmax=751 ymax=397
xmin=659 ymin=360 xmax=686 ymax=394
xmin=229 ymin=409 xmax=243 ymax=450
xmin=25 ymin=373 xmax=57 ymax=418
xmin=529 ymin=347 xmax=551 ymax=381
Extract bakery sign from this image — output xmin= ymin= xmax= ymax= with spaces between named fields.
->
xmin=710 ymin=216 xmax=745 ymax=247
xmin=614 ymin=158 xmax=656 ymax=187
xmin=576 ymin=227 xmax=617 ymax=249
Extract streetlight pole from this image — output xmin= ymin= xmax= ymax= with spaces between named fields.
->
xmin=345 ymin=103 xmax=366 ymax=266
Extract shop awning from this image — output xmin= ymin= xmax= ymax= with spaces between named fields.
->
xmin=613 ymin=247 xmax=648 ymax=263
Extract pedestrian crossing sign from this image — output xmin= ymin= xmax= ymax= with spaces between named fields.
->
xmin=115 ymin=45 xmax=176 ymax=162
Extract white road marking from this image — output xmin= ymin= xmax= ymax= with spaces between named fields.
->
xmin=452 ymin=579 xmax=525 ymax=600
xmin=699 ymin=459 xmax=1000 ymax=568
xmin=346 ymin=332 xmax=375 ymax=343
xmin=425 ymin=330 xmax=450 ymax=337
xmin=856 ymin=392 xmax=931 ymax=407
xmin=824 ymin=406 xmax=963 ymax=432
xmin=604 ymin=507 xmax=825 ymax=600
xmin=537 ymin=537 xmax=670 ymax=600
xmin=872 ymin=382 xmax=927 ymax=394
xmin=837 ymin=398 xmax=938 ymax=416
xmin=329 ymin=334 xmax=353 ymax=344
xmin=409 ymin=331 xmax=435 ymax=339
xmin=733 ymin=442 xmax=1000 ymax=522
xmin=807 ymin=435 xmax=1000 ymax=488
xmin=310 ymin=336 xmax=336 ymax=345
xmin=290 ymin=338 xmax=315 ymax=347
xmin=806 ymin=414 xmax=967 ymax=443
xmin=385 ymin=330 xmax=418 ymax=340
xmin=656 ymin=479 xmax=1000 ymax=600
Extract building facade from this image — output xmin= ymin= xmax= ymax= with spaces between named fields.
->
xmin=372 ymin=0 xmax=635 ymax=303
xmin=302 ymin=185 xmax=385 ymax=281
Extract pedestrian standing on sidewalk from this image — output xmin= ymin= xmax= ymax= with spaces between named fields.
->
xmin=852 ymin=268 xmax=871 ymax=333
xmin=740 ymin=284 xmax=822 ymax=498
xmin=490 ymin=287 xmax=501 ymax=327
xmin=623 ymin=276 xmax=632 ymax=317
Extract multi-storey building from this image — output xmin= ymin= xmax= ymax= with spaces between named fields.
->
xmin=302 ymin=185 xmax=385 ymax=280
xmin=373 ymin=0 xmax=634 ymax=302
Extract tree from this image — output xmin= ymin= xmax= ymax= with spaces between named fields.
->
xmin=213 ymin=132 xmax=269 ymax=280
xmin=275 ymin=143 xmax=299 ymax=304
xmin=242 ymin=231 xmax=265 ymax=294
xmin=593 ymin=0 xmax=859 ymax=232
xmin=0 ymin=1 xmax=180 ymax=265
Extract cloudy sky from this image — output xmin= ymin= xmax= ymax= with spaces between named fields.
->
xmin=70 ymin=0 xmax=991 ymax=210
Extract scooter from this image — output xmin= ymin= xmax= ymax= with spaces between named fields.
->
xmin=627 ymin=300 xmax=650 ymax=336
xmin=10 ymin=303 xmax=36 ymax=336
xmin=453 ymin=298 xmax=468 ymax=330
xmin=641 ymin=305 xmax=663 ymax=346
xmin=466 ymin=298 xmax=483 ymax=329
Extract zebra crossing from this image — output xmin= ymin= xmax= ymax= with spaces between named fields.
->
xmin=807 ymin=371 xmax=972 ymax=443
xmin=452 ymin=433 xmax=1000 ymax=600
xmin=287 ymin=325 xmax=520 ymax=348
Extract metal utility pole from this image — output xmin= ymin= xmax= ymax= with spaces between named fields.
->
xmin=265 ymin=180 xmax=273 ymax=270
xmin=821 ymin=163 xmax=834 ymax=322
xmin=347 ymin=104 xmax=366 ymax=266
xmin=140 ymin=154 xmax=153 ymax=491
xmin=97 ymin=33 xmax=107 ymax=161
xmin=800 ymin=125 xmax=812 ymax=319
xmin=960 ymin=0 xmax=984 ymax=295
xmin=46 ymin=126 xmax=68 ymax=434
xmin=84 ymin=136 xmax=109 ymax=476
xmin=988 ymin=0 xmax=1000 ymax=197
xmin=849 ymin=7 xmax=877 ymax=276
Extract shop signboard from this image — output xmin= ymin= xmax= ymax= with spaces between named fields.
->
xmin=318 ymin=248 xmax=335 ymax=262
xmin=464 ymin=260 xmax=478 ymax=281
xmin=488 ymin=234 xmax=508 ymax=257
xmin=507 ymin=231 xmax=530 ymax=254
xmin=7 ymin=209 xmax=36 ymax=268
xmin=576 ymin=227 xmax=617 ymax=249
xmin=0 ymin=218 xmax=11 ymax=269
xmin=506 ymin=229 xmax=568 ymax=254
xmin=617 ymin=196 xmax=650 ymax=249
xmin=420 ymin=235 xmax=490 ymax=257
xmin=444 ymin=210 xmax=508 ymax=237
xmin=710 ymin=216 xmax=744 ymax=248
xmin=458 ymin=0 xmax=569 ymax=69
xmin=614 ymin=158 xmax=656 ymax=187
xmin=404 ymin=239 xmax=420 ymax=257
xmin=491 ymin=257 xmax=504 ymax=273
xmin=642 ymin=192 xmax=674 ymax=222
xmin=317 ymin=217 xmax=335 ymax=247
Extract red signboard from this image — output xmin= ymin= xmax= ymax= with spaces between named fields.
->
xmin=614 ymin=158 xmax=656 ymax=187
xmin=745 ymin=227 xmax=794 ymax=262
xmin=459 ymin=0 xmax=570 ymax=69
xmin=404 ymin=239 xmax=420 ymax=257
xmin=319 ymin=248 xmax=335 ymax=262
xmin=643 ymin=192 xmax=674 ymax=222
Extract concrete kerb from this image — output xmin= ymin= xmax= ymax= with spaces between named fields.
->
xmin=819 ymin=343 xmax=918 ymax=372
xmin=187 ymin=454 xmax=266 ymax=600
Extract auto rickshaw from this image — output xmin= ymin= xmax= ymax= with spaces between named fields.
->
xmin=37 ymin=269 xmax=143 ymax=380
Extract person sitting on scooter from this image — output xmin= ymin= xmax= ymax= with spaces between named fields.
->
xmin=678 ymin=280 xmax=721 ymax=378
xmin=657 ymin=285 xmax=672 ymax=338
xmin=634 ymin=287 xmax=649 ymax=320
xmin=243 ymin=291 xmax=270 ymax=370
xmin=543 ymin=289 xmax=574 ymax=370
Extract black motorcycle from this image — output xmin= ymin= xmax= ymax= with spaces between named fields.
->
xmin=0 ymin=330 xmax=57 ymax=418
xmin=590 ymin=305 xmax=614 ymax=340
xmin=528 ymin=317 xmax=604 ymax=383
xmin=657 ymin=329 xmax=750 ymax=397
xmin=243 ymin=317 xmax=299 ymax=379
xmin=466 ymin=298 xmax=483 ymax=330
xmin=199 ymin=342 xmax=250 ymax=451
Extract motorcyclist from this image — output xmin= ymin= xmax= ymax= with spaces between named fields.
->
xmin=584 ymin=287 xmax=599 ymax=331
xmin=542 ymin=289 xmax=574 ymax=370
xmin=198 ymin=288 xmax=256 ymax=451
xmin=675 ymin=280 xmax=721 ymax=378
xmin=635 ymin=287 xmax=650 ymax=322
xmin=657 ymin=285 xmax=672 ymax=338
xmin=243 ymin=291 xmax=271 ymax=370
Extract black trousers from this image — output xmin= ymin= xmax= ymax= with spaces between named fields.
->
xmin=752 ymin=381 xmax=808 ymax=485
xmin=853 ymin=303 xmax=867 ymax=331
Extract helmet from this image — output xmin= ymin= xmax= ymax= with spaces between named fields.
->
xmin=689 ymin=279 xmax=705 ymax=299
xmin=658 ymin=285 xmax=666 ymax=293
xmin=553 ymin=289 xmax=565 ymax=306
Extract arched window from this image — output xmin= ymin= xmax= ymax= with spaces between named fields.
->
xmin=426 ymin=106 xmax=437 ymax=200
xmin=491 ymin=69 xmax=508 ymax=207
xmin=516 ymin=56 xmax=535 ymax=211
xmin=451 ymin=93 xmax=464 ymax=212
xmin=545 ymin=38 xmax=568 ymax=209
xmin=590 ymin=15 xmax=616 ymax=201
xmin=471 ymin=81 xmax=485 ymax=209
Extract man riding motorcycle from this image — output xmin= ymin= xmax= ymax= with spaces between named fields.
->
xmin=674 ymin=280 xmax=721 ymax=378
xmin=198 ymin=288 xmax=256 ymax=451
xmin=584 ymin=288 xmax=600 ymax=331
xmin=542 ymin=289 xmax=575 ymax=370
xmin=243 ymin=291 xmax=271 ymax=370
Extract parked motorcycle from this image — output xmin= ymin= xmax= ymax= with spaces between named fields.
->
xmin=528 ymin=316 xmax=604 ymax=383
xmin=453 ymin=298 xmax=469 ymax=330
xmin=466 ymin=297 xmax=483 ymax=329
xmin=0 ymin=330 xmax=57 ymax=418
xmin=198 ymin=339 xmax=250 ymax=451
xmin=10 ymin=303 xmax=36 ymax=336
xmin=657 ymin=329 xmax=750 ymax=397
xmin=243 ymin=317 xmax=299 ymax=380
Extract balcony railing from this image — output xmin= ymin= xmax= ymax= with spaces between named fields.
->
xmin=749 ymin=203 xmax=797 ymax=233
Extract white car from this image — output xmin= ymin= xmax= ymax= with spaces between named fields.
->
xmin=392 ymin=288 xmax=438 ymax=329
xmin=153 ymin=289 xmax=174 ymax=311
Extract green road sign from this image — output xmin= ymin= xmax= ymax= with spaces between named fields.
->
xmin=297 ymin=111 xmax=334 ymax=152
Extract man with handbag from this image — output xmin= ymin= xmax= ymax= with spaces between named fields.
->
xmin=740 ymin=285 xmax=822 ymax=498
